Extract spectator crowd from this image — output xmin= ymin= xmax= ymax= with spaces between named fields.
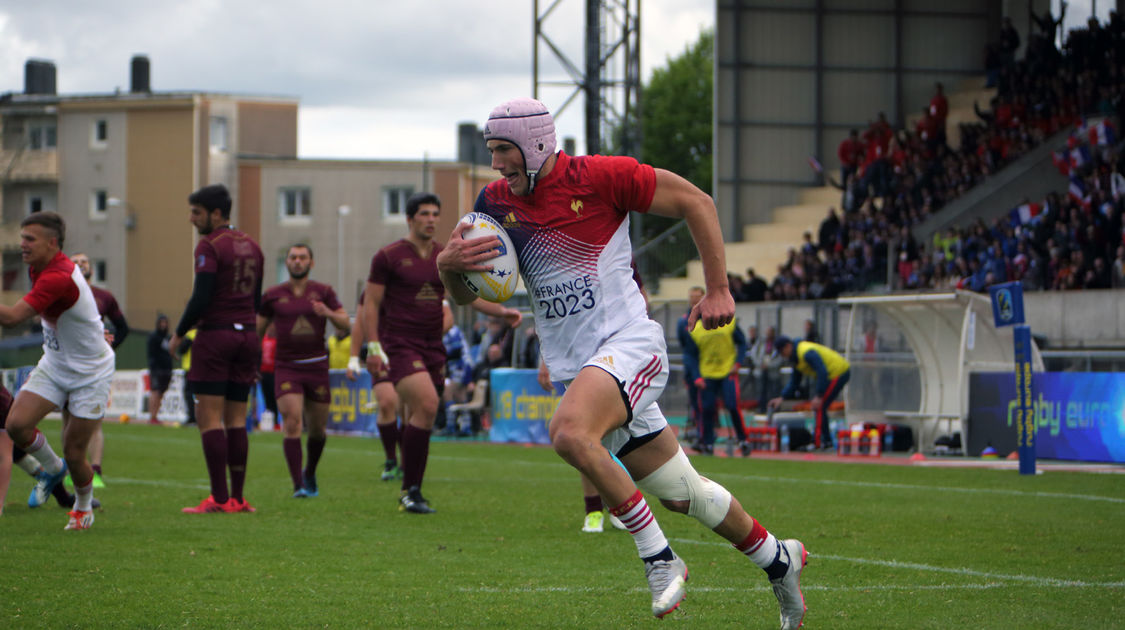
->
xmin=728 ymin=10 xmax=1125 ymax=302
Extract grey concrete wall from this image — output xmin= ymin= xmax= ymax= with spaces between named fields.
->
xmin=913 ymin=128 xmax=1071 ymax=243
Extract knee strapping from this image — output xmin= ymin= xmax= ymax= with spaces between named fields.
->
xmin=636 ymin=447 xmax=732 ymax=529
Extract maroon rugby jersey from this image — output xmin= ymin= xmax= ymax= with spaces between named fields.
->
xmin=194 ymin=225 xmax=263 ymax=328
xmin=259 ymin=281 xmax=343 ymax=362
xmin=367 ymin=239 xmax=444 ymax=342
xmin=89 ymin=285 xmax=123 ymax=320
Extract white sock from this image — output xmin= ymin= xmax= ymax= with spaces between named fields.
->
xmin=612 ymin=490 xmax=669 ymax=559
xmin=75 ymin=482 xmax=93 ymax=511
xmin=16 ymin=455 xmax=42 ymax=477
xmin=25 ymin=430 xmax=65 ymax=475
xmin=744 ymin=532 xmax=781 ymax=569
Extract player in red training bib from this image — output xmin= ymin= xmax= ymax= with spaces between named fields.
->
xmin=169 ymin=184 xmax=264 ymax=515
xmin=258 ymin=244 xmax=349 ymax=498
xmin=364 ymin=192 xmax=520 ymax=514
xmin=438 ymin=98 xmax=807 ymax=627
xmin=0 ymin=212 xmax=113 ymax=530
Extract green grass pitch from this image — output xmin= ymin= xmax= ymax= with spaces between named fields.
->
xmin=2 ymin=419 xmax=1123 ymax=629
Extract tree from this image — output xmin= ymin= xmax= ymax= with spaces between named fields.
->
xmin=641 ymin=29 xmax=713 ymax=195
xmin=608 ymin=29 xmax=713 ymax=244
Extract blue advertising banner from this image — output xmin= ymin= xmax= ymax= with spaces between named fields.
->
xmin=327 ymin=369 xmax=381 ymax=435
xmin=968 ymin=372 xmax=1125 ymax=463
xmin=488 ymin=368 xmax=561 ymax=444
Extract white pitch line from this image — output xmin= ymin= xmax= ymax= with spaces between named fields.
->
xmin=704 ymin=471 xmax=1125 ymax=505
xmin=669 ymin=538 xmax=1125 ymax=589
xmin=458 ymin=581 xmax=1119 ymax=594
xmin=103 ymin=433 xmax=1125 ymax=504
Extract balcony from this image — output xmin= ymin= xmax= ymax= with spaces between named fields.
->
xmin=0 ymin=148 xmax=58 ymax=182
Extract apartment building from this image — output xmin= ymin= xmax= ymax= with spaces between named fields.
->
xmin=1 ymin=56 xmax=498 ymax=333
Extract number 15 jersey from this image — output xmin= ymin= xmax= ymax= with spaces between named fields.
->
xmin=475 ymin=151 xmax=656 ymax=380
xmin=194 ymin=224 xmax=264 ymax=328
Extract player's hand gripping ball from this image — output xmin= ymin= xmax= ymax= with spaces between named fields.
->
xmin=458 ymin=212 xmax=518 ymax=303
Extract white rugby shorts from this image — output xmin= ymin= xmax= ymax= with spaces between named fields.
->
xmin=579 ymin=318 xmax=671 ymax=456
xmin=21 ymin=357 xmax=114 ymax=420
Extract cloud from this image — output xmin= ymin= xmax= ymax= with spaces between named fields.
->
xmin=0 ymin=0 xmax=712 ymax=160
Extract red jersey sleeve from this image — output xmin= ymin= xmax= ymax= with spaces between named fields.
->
xmin=587 ymin=155 xmax=657 ymax=215
xmin=23 ymin=268 xmax=77 ymax=314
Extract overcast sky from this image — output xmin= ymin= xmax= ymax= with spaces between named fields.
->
xmin=0 ymin=0 xmax=713 ymax=161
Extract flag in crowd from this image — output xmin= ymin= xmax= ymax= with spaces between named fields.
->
xmin=1069 ymin=144 xmax=1091 ymax=170
xmin=1052 ymin=149 xmax=1070 ymax=175
xmin=1068 ymin=174 xmax=1087 ymax=203
xmin=1008 ymin=201 xmax=1042 ymax=226
xmin=1087 ymin=119 xmax=1116 ymax=147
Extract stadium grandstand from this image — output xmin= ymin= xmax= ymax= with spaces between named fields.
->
xmin=645 ymin=1 xmax=1125 ymax=464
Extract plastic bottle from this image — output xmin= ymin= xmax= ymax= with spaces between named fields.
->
xmin=780 ymin=424 xmax=790 ymax=452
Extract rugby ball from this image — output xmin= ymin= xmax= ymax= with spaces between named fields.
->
xmin=458 ymin=212 xmax=519 ymax=303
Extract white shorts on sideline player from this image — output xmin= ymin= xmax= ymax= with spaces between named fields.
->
xmin=21 ymin=358 xmax=114 ymax=420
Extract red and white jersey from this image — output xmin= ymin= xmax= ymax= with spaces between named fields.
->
xmin=474 ymin=152 xmax=656 ymax=380
xmin=23 ymin=251 xmax=113 ymax=374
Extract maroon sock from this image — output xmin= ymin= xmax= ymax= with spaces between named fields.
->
xmin=283 ymin=437 xmax=303 ymax=490
xmin=52 ymin=481 xmax=72 ymax=504
xmin=92 ymin=464 xmax=103 ymax=476
xmin=584 ymin=494 xmax=604 ymax=514
xmin=305 ymin=435 xmax=326 ymax=477
xmin=226 ymin=427 xmax=248 ymax=501
xmin=200 ymin=429 xmax=229 ymax=503
xmin=400 ymin=424 xmax=432 ymax=490
xmin=377 ymin=422 xmax=400 ymax=463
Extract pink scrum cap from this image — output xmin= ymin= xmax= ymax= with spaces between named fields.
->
xmin=482 ymin=98 xmax=557 ymax=192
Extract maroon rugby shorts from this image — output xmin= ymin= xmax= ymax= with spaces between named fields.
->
xmin=383 ymin=335 xmax=445 ymax=390
xmin=189 ymin=328 xmax=260 ymax=385
xmin=274 ymin=359 xmax=331 ymax=404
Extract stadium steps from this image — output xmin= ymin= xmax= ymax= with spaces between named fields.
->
xmin=906 ymin=76 xmax=997 ymax=149
xmin=652 ymin=186 xmax=834 ymax=300
xmin=650 ymin=76 xmax=995 ymax=301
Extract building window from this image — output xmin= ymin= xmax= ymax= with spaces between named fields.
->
xmin=279 ymin=187 xmax=311 ymax=221
xmin=29 ymin=196 xmax=42 ymax=214
xmin=210 ymin=116 xmax=228 ymax=154
xmin=383 ymin=186 xmax=414 ymax=219
xmin=90 ymin=189 xmax=108 ymax=219
xmin=276 ymin=255 xmax=288 ymax=284
xmin=91 ymin=119 xmax=108 ymax=148
xmin=28 ymin=123 xmax=57 ymax=150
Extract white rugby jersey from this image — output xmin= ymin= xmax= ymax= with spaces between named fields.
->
xmin=475 ymin=152 xmax=656 ymax=380
xmin=24 ymin=252 xmax=113 ymax=375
